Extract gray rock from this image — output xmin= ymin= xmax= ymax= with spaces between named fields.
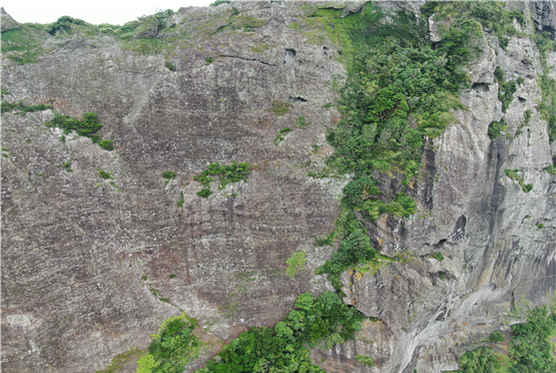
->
xmin=1 ymin=1 xmax=555 ymax=373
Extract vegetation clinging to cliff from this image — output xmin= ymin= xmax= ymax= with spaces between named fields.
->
xmin=456 ymin=301 xmax=556 ymax=373
xmin=310 ymin=0 xmax=529 ymax=290
xmin=137 ymin=313 xmax=203 ymax=373
xmin=196 ymin=292 xmax=366 ymax=373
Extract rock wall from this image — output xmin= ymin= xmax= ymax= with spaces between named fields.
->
xmin=1 ymin=1 xmax=555 ymax=373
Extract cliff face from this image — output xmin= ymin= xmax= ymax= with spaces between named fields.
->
xmin=1 ymin=1 xmax=555 ymax=373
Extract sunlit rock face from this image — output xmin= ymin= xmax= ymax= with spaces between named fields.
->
xmin=1 ymin=1 xmax=555 ymax=372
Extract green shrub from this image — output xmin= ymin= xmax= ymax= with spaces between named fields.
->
xmin=194 ymin=161 xmax=250 ymax=198
xmin=47 ymin=112 xmax=113 ymax=150
xmin=355 ymin=354 xmax=375 ymax=367
xmin=499 ymin=80 xmax=517 ymax=112
xmin=61 ymin=160 xmax=73 ymax=172
xmin=489 ymin=331 xmax=505 ymax=343
xmin=274 ymin=127 xmax=292 ymax=145
xmin=169 ymin=274 xmax=176 ymax=279
xmin=99 ymin=139 xmax=114 ymax=151
xmin=1 ymin=100 xmax=52 ymax=114
xmin=198 ymin=292 xmax=366 ymax=372
xmin=162 ymin=171 xmax=176 ymax=180
xmin=488 ymin=119 xmax=507 ymax=140
xmin=98 ymin=170 xmax=114 ymax=180
xmin=209 ymin=0 xmax=230 ymax=6
xmin=517 ymin=77 xmax=525 ymax=86
xmin=524 ymin=109 xmax=532 ymax=125
xmin=286 ymin=252 xmax=307 ymax=278
xmin=455 ymin=347 xmax=510 ymax=373
xmin=49 ymin=15 xmax=86 ymax=35
xmin=137 ymin=313 xmax=203 ymax=373
xmin=164 ymin=61 xmax=176 ymax=71
xmin=176 ymin=191 xmax=184 ymax=207
xmin=205 ymin=56 xmax=214 ymax=64
xmin=509 ymin=303 xmax=556 ymax=372
xmin=432 ymin=252 xmax=444 ymax=262
xmin=197 ymin=188 xmax=213 ymax=198
xmin=505 ymin=169 xmax=533 ymax=192
xmin=494 ymin=67 xmax=505 ymax=82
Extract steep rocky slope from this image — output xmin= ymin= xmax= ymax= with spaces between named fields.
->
xmin=1 ymin=1 xmax=555 ymax=373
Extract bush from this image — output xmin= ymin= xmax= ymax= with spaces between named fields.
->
xmin=99 ymin=140 xmax=114 ymax=151
xmin=61 ymin=160 xmax=73 ymax=172
xmin=194 ymin=161 xmax=250 ymax=197
xmin=49 ymin=15 xmax=86 ymax=35
xmin=286 ymin=252 xmax=307 ymax=278
xmin=137 ymin=313 xmax=202 ymax=373
xmin=432 ymin=252 xmax=444 ymax=262
xmin=488 ymin=119 xmax=507 ymax=140
xmin=198 ymin=292 xmax=366 ymax=372
xmin=274 ymin=127 xmax=292 ymax=145
xmin=489 ymin=331 xmax=505 ymax=343
xmin=162 ymin=171 xmax=176 ymax=180
xmin=98 ymin=170 xmax=114 ymax=180
xmin=355 ymin=354 xmax=375 ymax=367
xmin=164 ymin=61 xmax=176 ymax=71
xmin=47 ymin=112 xmax=114 ymax=150
xmin=209 ymin=0 xmax=230 ymax=6
xmin=176 ymin=191 xmax=184 ymax=207
xmin=455 ymin=347 xmax=510 ymax=373
xmin=197 ymin=188 xmax=213 ymax=198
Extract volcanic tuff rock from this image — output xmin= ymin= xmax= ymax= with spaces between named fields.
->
xmin=1 ymin=1 xmax=555 ymax=373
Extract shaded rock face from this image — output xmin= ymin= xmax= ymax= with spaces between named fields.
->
xmin=1 ymin=2 xmax=555 ymax=373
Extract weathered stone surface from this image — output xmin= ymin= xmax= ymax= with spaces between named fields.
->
xmin=1 ymin=1 xmax=555 ymax=373
xmin=338 ymin=2 xmax=556 ymax=372
xmin=1 ymin=7 xmax=20 ymax=32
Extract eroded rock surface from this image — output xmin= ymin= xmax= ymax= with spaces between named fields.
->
xmin=1 ymin=1 xmax=555 ymax=373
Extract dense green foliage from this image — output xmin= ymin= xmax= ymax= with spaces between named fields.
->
xmin=455 ymin=301 xmax=556 ymax=373
xmin=509 ymin=304 xmax=556 ymax=372
xmin=489 ymin=331 xmax=505 ymax=343
xmin=504 ymin=169 xmax=533 ymax=193
xmin=456 ymin=347 xmax=511 ymax=373
xmin=194 ymin=161 xmax=250 ymax=198
xmin=137 ymin=314 xmax=203 ymax=373
xmin=488 ymin=119 xmax=507 ymax=140
xmin=162 ymin=171 xmax=176 ymax=180
xmin=49 ymin=15 xmax=86 ymax=35
xmin=47 ymin=112 xmax=114 ymax=150
xmin=197 ymin=292 xmax=366 ymax=373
